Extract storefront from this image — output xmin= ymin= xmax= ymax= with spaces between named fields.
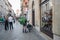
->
xmin=40 ymin=0 xmax=53 ymax=38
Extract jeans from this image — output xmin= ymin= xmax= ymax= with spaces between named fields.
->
xmin=9 ymin=22 xmax=13 ymax=30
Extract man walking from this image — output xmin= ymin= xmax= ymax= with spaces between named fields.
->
xmin=5 ymin=16 xmax=8 ymax=30
xmin=8 ymin=14 xmax=13 ymax=30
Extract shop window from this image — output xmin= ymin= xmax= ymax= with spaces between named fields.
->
xmin=40 ymin=9 xmax=53 ymax=38
xmin=40 ymin=0 xmax=53 ymax=38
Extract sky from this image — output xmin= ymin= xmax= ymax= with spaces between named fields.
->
xmin=8 ymin=0 xmax=21 ymax=14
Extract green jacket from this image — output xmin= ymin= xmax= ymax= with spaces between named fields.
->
xmin=19 ymin=16 xmax=27 ymax=25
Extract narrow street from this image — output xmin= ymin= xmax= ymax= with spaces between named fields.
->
xmin=0 ymin=21 xmax=45 ymax=40
xmin=0 ymin=0 xmax=60 ymax=40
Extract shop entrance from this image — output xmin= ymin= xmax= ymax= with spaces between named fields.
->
xmin=40 ymin=9 xmax=53 ymax=38
xmin=40 ymin=0 xmax=53 ymax=38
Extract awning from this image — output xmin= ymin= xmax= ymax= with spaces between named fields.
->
xmin=40 ymin=0 xmax=49 ymax=6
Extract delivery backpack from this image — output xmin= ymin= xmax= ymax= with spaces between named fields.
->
xmin=19 ymin=16 xmax=27 ymax=25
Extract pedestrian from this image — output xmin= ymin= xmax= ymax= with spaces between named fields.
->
xmin=23 ymin=14 xmax=27 ymax=33
xmin=8 ymin=14 xmax=13 ymax=30
xmin=5 ymin=16 xmax=8 ymax=30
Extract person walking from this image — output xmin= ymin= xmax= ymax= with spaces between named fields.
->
xmin=23 ymin=14 xmax=27 ymax=33
xmin=8 ymin=15 xmax=13 ymax=30
xmin=19 ymin=14 xmax=27 ymax=33
xmin=5 ymin=16 xmax=8 ymax=30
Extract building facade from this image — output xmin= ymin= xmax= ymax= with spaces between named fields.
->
xmin=22 ymin=0 xmax=60 ymax=40
xmin=28 ymin=0 xmax=60 ymax=40
xmin=28 ymin=0 xmax=40 ymax=31
xmin=22 ymin=0 xmax=28 ymax=14
xmin=40 ymin=0 xmax=60 ymax=40
xmin=0 ymin=0 xmax=12 ymax=17
xmin=53 ymin=0 xmax=60 ymax=40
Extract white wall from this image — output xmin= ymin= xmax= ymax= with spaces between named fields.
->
xmin=53 ymin=0 xmax=60 ymax=40
xmin=28 ymin=0 xmax=33 ymax=24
